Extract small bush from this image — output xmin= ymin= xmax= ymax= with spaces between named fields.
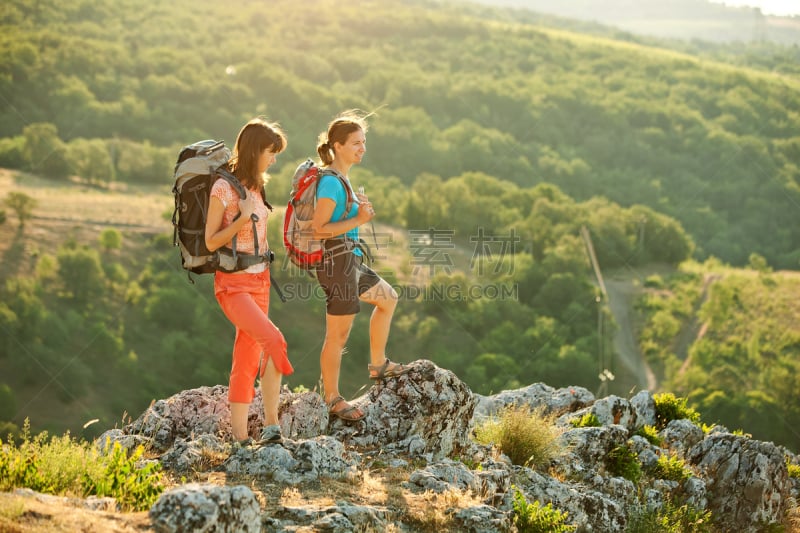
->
xmin=82 ymin=439 xmax=164 ymax=511
xmin=643 ymin=275 xmax=664 ymax=289
xmin=627 ymin=499 xmax=712 ymax=533
xmin=473 ymin=404 xmax=563 ymax=468
xmin=0 ymin=420 xmax=163 ymax=511
xmin=606 ymin=444 xmax=642 ymax=484
xmin=512 ymin=487 xmax=575 ymax=533
xmin=647 ymin=453 xmax=691 ymax=482
xmin=635 ymin=425 xmax=663 ymax=447
xmin=699 ymin=422 xmax=716 ymax=435
xmin=570 ymin=412 xmax=601 ymax=428
xmin=787 ymin=460 xmax=800 ymax=479
xmin=653 ymin=393 xmax=701 ymax=430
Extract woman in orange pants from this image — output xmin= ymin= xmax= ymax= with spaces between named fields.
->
xmin=205 ymin=117 xmax=292 ymax=444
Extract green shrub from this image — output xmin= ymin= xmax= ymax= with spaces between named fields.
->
xmin=653 ymin=393 xmax=701 ymax=430
xmin=0 ymin=420 xmax=20 ymax=442
xmin=647 ymin=453 xmax=692 ymax=482
xmin=0 ymin=421 xmax=163 ymax=511
xmin=787 ymin=460 xmax=800 ymax=479
xmin=606 ymin=444 xmax=642 ymax=484
xmin=570 ymin=412 xmax=601 ymax=428
xmin=626 ymin=499 xmax=712 ymax=533
xmin=635 ymin=425 xmax=663 ymax=447
xmin=643 ymin=275 xmax=664 ymax=289
xmin=512 ymin=487 xmax=575 ymax=533
xmin=473 ymin=404 xmax=564 ymax=468
xmin=0 ymin=441 xmax=54 ymax=493
xmin=699 ymin=422 xmax=716 ymax=435
xmin=82 ymin=439 xmax=164 ymax=511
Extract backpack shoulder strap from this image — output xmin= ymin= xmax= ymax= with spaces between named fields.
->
xmin=259 ymin=185 xmax=273 ymax=211
xmin=217 ymin=166 xmax=273 ymax=211
xmin=319 ymin=168 xmax=354 ymax=217
xmin=215 ymin=167 xmax=247 ymax=200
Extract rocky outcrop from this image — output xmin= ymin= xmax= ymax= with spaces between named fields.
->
xmin=687 ymin=432 xmax=792 ymax=531
xmin=149 ymin=483 xmax=260 ymax=533
xmin=97 ymin=359 xmax=798 ymax=532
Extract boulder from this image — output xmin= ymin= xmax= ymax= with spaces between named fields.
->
xmin=687 ymin=433 xmax=791 ymax=532
xmin=329 ymin=359 xmax=475 ymax=459
xmin=149 ymin=483 xmax=260 ymax=533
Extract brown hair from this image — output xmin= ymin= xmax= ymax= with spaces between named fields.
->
xmin=316 ymin=110 xmax=372 ymax=166
xmin=229 ymin=117 xmax=287 ymax=188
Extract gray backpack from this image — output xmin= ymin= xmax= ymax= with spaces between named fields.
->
xmin=171 ymin=140 xmax=277 ymax=281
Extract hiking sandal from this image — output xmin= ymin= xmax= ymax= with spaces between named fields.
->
xmin=368 ymin=358 xmax=411 ymax=381
xmin=328 ymin=395 xmax=365 ymax=421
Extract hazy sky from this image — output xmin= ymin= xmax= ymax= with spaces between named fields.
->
xmin=709 ymin=0 xmax=800 ymax=16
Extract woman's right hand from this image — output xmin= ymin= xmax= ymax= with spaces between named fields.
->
xmin=238 ymin=190 xmax=255 ymax=220
xmin=356 ymin=201 xmax=375 ymax=223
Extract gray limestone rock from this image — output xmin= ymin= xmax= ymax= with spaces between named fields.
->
xmin=149 ymin=483 xmax=260 ymax=533
xmin=687 ymin=433 xmax=791 ymax=532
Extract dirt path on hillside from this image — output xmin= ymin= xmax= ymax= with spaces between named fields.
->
xmin=605 ymin=277 xmax=657 ymax=392
xmin=675 ymin=273 xmax=720 ymax=378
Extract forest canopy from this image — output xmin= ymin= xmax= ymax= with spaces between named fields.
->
xmin=0 ymin=0 xmax=798 ymax=267
xmin=1 ymin=0 xmax=799 ymax=452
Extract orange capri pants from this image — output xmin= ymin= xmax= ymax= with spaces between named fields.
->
xmin=214 ymin=268 xmax=293 ymax=404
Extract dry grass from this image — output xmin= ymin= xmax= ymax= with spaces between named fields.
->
xmin=0 ymin=492 xmax=152 ymax=533
xmin=787 ymin=498 xmax=800 ymax=533
xmin=474 ymin=404 xmax=565 ymax=469
xmin=403 ymin=488 xmax=484 ymax=531
xmin=212 ymin=460 xmax=485 ymax=533
xmin=0 ymin=168 xmax=170 ymax=284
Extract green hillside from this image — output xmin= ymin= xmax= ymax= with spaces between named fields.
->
xmin=635 ymin=260 xmax=800 ymax=449
xmin=1 ymin=0 xmax=799 ymax=267
xmin=1 ymin=0 xmax=799 ymax=451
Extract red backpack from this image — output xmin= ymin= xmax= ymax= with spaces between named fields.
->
xmin=282 ymin=159 xmax=354 ymax=269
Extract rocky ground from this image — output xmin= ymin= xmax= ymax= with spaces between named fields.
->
xmin=2 ymin=360 xmax=799 ymax=532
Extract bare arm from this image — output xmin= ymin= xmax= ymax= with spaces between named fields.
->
xmin=204 ymin=193 xmax=255 ymax=252
xmin=310 ymin=195 xmax=373 ymax=240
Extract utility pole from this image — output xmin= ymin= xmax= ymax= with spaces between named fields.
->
xmin=580 ymin=226 xmax=614 ymax=397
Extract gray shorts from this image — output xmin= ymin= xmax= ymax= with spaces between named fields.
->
xmin=315 ymin=249 xmax=381 ymax=316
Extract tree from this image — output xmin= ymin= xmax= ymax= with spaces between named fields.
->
xmin=99 ymin=228 xmax=123 ymax=253
xmin=56 ymin=246 xmax=107 ymax=308
xmin=67 ymin=138 xmax=115 ymax=185
xmin=3 ymin=191 xmax=37 ymax=228
xmin=21 ymin=123 xmax=70 ymax=180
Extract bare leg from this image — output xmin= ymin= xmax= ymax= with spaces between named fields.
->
xmin=320 ymin=313 xmax=363 ymax=417
xmin=230 ymin=402 xmax=250 ymax=441
xmin=359 ymin=279 xmax=398 ymax=366
xmin=260 ymin=356 xmax=281 ymax=426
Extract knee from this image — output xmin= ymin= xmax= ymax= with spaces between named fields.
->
xmin=380 ymin=286 xmax=398 ymax=311
xmin=324 ymin=328 xmax=350 ymax=351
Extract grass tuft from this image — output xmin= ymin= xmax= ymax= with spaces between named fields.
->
xmin=570 ymin=412 xmax=601 ymax=428
xmin=511 ymin=487 xmax=575 ymax=533
xmin=652 ymin=393 xmax=701 ymax=430
xmin=606 ymin=444 xmax=642 ymax=484
xmin=473 ymin=404 xmax=564 ymax=468
xmin=626 ymin=498 xmax=712 ymax=533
